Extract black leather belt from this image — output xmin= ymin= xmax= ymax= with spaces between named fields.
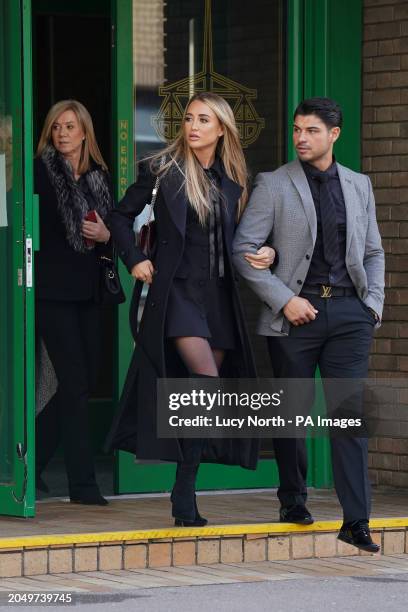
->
xmin=301 ymin=284 xmax=356 ymax=298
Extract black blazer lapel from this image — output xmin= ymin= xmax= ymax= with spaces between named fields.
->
xmin=160 ymin=167 xmax=188 ymax=236
xmin=220 ymin=174 xmax=242 ymax=247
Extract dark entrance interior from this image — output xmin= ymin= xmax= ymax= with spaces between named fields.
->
xmin=32 ymin=0 xmax=115 ymax=499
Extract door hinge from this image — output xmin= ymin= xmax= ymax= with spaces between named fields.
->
xmin=111 ymin=24 xmax=115 ymax=48
xmin=17 ymin=268 xmax=23 ymax=286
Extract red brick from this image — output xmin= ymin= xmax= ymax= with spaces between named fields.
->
xmin=391 ymin=71 xmax=408 ymax=86
xmin=393 ymin=472 xmax=408 ymax=487
xmin=372 ymin=55 xmax=401 ymax=72
xmin=394 ymin=37 xmax=408 ymax=54
xmin=378 ymin=470 xmax=394 ymax=486
xmin=372 ymin=123 xmax=400 ymax=138
xmin=368 ymin=469 xmax=379 ymax=485
xmin=375 ymin=107 xmax=393 ymax=122
xmin=392 ymin=205 xmax=408 ymax=220
xmin=365 ymin=6 xmax=394 ymax=24
xmin=378 ymin=437 xmax=394 ymax=452
xmin=392 ymin=239 xmax=408 ymax=254
xmin=376 ymin=72 xmax=392 ymax=88
xmin=364 ymin=22 xmax=400 ymax=41
xmin=379 ymin=221 xmax=400 ymax=237
xmin=372 ymin=157 xmax=400 ymax=172
xmin=395 ymin=4 xmax=408 ymax=20
xmin=392 ymin=173 xmax=408 ymax=187
xmin=376 ymin=204 xmax=392 ymax=219
xmin=363 ymin=140 xmax=393 ymax=156
xmin=393 ymin=107 xmax=408 ymax=121
xmin=370 ymin=355 xmax=398 ymax=370
xmin=393 ymin=141 xmax=408 ymax=155
xmin=372 ymin=453 xmax=399 ymax=470
xmin=398 ymin=455 xmax=408 ymax=471
xmin=393 ymin=439 xmax=408 ymax=454
xmin=391 ymin=339 xmax=408 ymax=354
xmin=363 ymin=40 xmax=378 ymax=57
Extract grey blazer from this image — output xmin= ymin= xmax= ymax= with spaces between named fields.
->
xmin=232 ymin=159 xmax=385 ymax=336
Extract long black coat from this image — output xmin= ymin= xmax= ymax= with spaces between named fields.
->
xmin=105 ymin=162 xmax=259 ymax=469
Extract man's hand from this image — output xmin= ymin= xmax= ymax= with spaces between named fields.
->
xmin=283 ymin=296 xmax=318 ymax=326
xmin=244 ymin=246 xmax=275 ymax=269
xmin=131 ymin=260 xmax=155 ymax=284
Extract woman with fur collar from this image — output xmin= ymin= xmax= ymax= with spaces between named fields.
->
xmin=34 ymin=100 xmax=111 ymax=505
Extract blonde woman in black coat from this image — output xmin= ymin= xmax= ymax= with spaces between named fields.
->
xmin=35 ymin=100 xmax=111 ymax=505
xmin=106 ymin=92 xmax=274 ymax=525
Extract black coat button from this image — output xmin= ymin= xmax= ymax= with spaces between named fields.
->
xmin=161 ymin=240 xmax=168 ymax=245
xmin=305 ymin=254 xmax=310 ymax=260
xmin=120 ymin=250 xmax=125 ymax=256
xmin=151 ymin=301 xmax=156 ymax=307
xmin=297 ymin=280 xmax=302 ymax=285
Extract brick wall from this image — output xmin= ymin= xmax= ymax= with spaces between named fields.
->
xmin=362 ymin=0 xmax=408 ymax=486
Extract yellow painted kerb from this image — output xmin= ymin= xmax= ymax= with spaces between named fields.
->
xmin=0 ymin=518 xmax=407 ymax=551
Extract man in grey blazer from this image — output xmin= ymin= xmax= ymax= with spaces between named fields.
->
xmin=233 ymin=97 xmax=384 ymax=552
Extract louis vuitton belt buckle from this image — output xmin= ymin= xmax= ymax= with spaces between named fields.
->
xmin=320 ymin=285 xmax=333 ymax=298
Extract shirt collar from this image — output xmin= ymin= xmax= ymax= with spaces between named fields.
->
xmin=301 ymin=156 xmax=338 ymax=181
xmin=204 ymin=155 xmax=224 ymax=180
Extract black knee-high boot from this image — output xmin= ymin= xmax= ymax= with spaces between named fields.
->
xmin=171 ymin=373 xmax=214 ymax=526
xmin=171 ymin=457 xmax=207 ymax=526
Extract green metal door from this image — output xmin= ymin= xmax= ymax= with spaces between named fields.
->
xmin=0 ymin=0 xmax=36 ymax=517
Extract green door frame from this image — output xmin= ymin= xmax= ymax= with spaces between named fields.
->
xmin=287 ymin=0 xmax=362 ymax=488
xmin=0 ymin=0 xmax=35 ymax=517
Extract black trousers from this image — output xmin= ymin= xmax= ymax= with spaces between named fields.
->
xmin=36 ymin=300 xmax=101 ymax=498
xmin=267 ymin=294 xmax=376 ymax=523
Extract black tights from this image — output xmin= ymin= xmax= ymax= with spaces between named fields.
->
xmin=173 ymin=336 xmax=224 ymax=376
xmin=172 ymin=336 xmax=225 ymax=510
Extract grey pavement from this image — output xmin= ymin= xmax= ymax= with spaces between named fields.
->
xmin=1 ymin=555 xmax=408 ymax=611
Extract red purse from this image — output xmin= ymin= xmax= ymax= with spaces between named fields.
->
xmin=138 ymin=156 xmax=165 ymax=259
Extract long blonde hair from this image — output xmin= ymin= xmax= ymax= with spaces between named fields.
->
xmin=147 ymin=92 xmax=248 ymax=222
xmin=36 ymin=100 xmax=107 ymax=174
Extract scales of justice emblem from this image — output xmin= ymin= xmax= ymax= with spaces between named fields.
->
xmin=152 ymin=0 xmax=265 ymax=148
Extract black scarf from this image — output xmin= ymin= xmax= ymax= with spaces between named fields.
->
xmin=41 ymin=145 xmax=112 ymax=253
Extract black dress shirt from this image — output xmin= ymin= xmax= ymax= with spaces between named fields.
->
xmin=301 ymin=159 xmax=353 ymax=287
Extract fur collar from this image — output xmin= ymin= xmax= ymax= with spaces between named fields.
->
xmin=41 ymin=145 xmax=112 ymax=253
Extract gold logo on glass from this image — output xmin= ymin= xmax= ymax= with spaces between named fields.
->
xmin=152 ymin=0 xmax=265 ymax=148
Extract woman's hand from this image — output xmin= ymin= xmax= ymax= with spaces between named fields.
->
xmin=244 ymin=246 xmax=276 ymax=269
xmin=131 ymin=260 xmax=155 ymax=284
xmin=82 ymin=211 xmax=111 ymax=243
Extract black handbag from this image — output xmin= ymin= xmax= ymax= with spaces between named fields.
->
xmin=98 ymin=255 xmax=126 ymax=305
xmin=138 ymin=156 xmax=165 ymax=259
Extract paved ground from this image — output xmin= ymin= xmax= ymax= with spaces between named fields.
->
xmin=1 ymin=487 xmax=408 ymax=539
xmin=1 ymin=554 xmax=408 ymax=611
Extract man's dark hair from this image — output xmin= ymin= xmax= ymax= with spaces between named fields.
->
xmin=294 ymin=97 xmax=343 ymax=129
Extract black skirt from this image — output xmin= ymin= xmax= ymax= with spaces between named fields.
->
xmin=165 ymin=273 xmax=236 ymax=350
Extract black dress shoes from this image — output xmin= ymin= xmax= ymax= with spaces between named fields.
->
xmin=279 ymin=504 xmax=314 ymax=525
xmin=338 ymin=520 xmax=380 ymax=553
xmin=70 ymin=494 xmax=109 ymax=506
